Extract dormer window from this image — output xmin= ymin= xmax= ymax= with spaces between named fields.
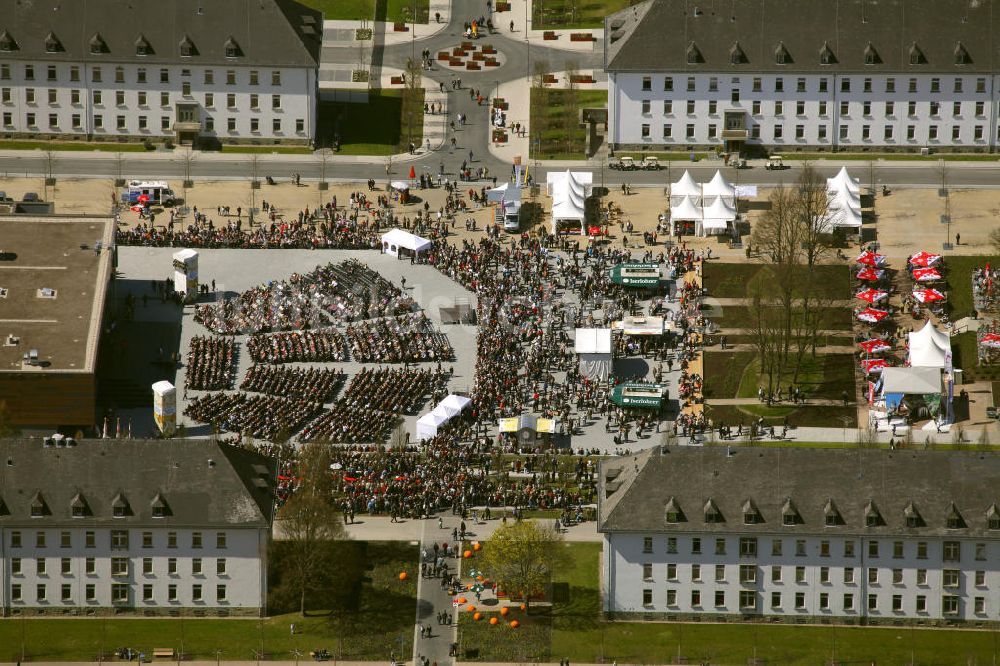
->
xmin=224 ymin=36 xmax=242 ymax=58
xmin=0 ymin=30 xmax=18 ymax=53
xmin=819 ymin=41 xmax=836 ymax=65
xmin=864 ymin=500 xmax=883 ymax=527
xmin=112 ymin=492 xmax=130 ymax=518
xmin=664 ymin=496 xmax=684 ymax=524
xmin=988 ymin=503 xmax=1000 ymax=530
xmin=863 ymin=42 xmax=880 ymax=65
xmin=135 ymin=34 xmax=152 ymax=57
xmin=729 ymin=41 xmax=747 ymax=65
xmin=44 ymin=31 xmax=63 ymax=54
xmin=909 ymin=42 xmax=926 ymax=65
xmin=823 ymin=499 xmax=843 ymax=526
xmin=704 ymin=498 xmax=723 ymax=523
xmin=904 ymin=501 xmax=924 ymax=528
xmin=742 ymin=499 xmax=762 ymax=525
xmin=70 ymin=493 xmax=89 ymax=518
xmin=151 ymin=493 xmax=170 ymax=519
xmin=945 ymin=502 xmax=966 ymax=529
xmin=89 ymin=33 xmax=107 ymax=55
xmin=781 ymin=498 xmax=801 ymax=526
xmin=30 ymin=491 xmax=48 ymax=517
xmin=954 ymin=42 xmax=971 ymax=65
xmin=686 ymin=41 xmax=703 ymax=65
xmin=179 ymin=34 xmax=197 ymax=58
xmin=774 ymin=41 xmax=791 ymax=65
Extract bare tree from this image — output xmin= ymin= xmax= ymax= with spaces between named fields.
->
xmin=316 ymin=148 xmax=331 ymax=209
xmin=247 ymin=153 xmax=261 ymax=218
xmin=43 ymin=146 xmax=57 ymax=201
xmin=114 ymin=151 xmax=127 ymax=186
xmin=178 ymin=147 xmax=196 ymax=210
xmin=403 ymin=58 xmax=423 ymax=152
xmin=562 ymin=60 xmax=580 ymax=155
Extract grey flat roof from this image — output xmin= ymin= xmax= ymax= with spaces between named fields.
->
xmin=599 ymin=446 xmax=1000 ymax=538
xmin=0 ymin=0 xmax=322 ymax=68
xmin=606 ymin=0 xmax=999 ymax=74
xmin=0 ymin=438 xmax=274 ymax=527
xmin=0 ymin=216 xmax=114 ymax=374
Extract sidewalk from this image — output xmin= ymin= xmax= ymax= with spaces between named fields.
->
xmin=342 ymin=515 xmax=602 ymax=542
xmin=323 ymin=16 xmax=450 ymax=48
xmin=497 ymin=0 xmax=604 ymax=51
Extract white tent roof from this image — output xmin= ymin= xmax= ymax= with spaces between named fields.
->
xmin=826 ymin=206 xmax=863 ymax=228
xmin=670 ymin=195 xmax=702 ymax=221
xmin=416 ymin=411 xmax=450 ymax=440
xmin=152 ymin=380 xmax=175 ymax=396
xmin=827 ymin=167 xmax=860 ymax=195
xmin=548 ymin=170 xmax=591 ymax=221
xmin=908 ymin=321 xmax=951 ymax=368
xmin=438 ymin=394 xmax=472 ymax=416
xmin=702 ymin=196 xmax=736 ymax=222
xmin=613 ymin=316 xmax=666 ymax=335
xmin=487 ymin=183 xmax=522 ymax=204
xmin=881 ymin=366 xmax=942 ymax=394
xmin=702 ymin=170 xmax=736 ymax=199
xmin=381 ymin=228 xmax=432 ymax=253
xmin=575 ymin=327 xmax=612 ymax=354
xmin=671 ymin=170 xmax=701 ymax=198
xmin=829 ymin=188 xmax=861 ymax=212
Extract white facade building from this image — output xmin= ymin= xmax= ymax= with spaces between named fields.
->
xmin=0 ymin=439 xmax=275 ymax=615
xmin=605 ymin=0 xmax=1000 ymax=153
xmin=0 ymin=0 xmax=321 ymax=146
xmin=599 ymin=447 xmax=1000 ymax=624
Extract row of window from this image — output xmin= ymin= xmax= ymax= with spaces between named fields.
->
xmin=4 ymin=88 xmax=284 ymax=110
xmin=640 ymin=99 xmax=988 ymax=119
xmin=642 ymin=536 xmax=982 ymax=561
xmin=3 ymin=112 xmax=304 ymax=134
xmin=642 ymin=75 xmax=990 ymax=95
xmin=641 ymin=588 xmax=985 ymax=615
xmin=641 ymin=122 xmax=992 ymax=143
xmin=9 ymin=530 xmax=227 ymax=550
xmin=0 ymin=64 xmax=282 ymax=87
xmin=641 ymin=562 xmax=989 ymax=587
xmin=11 ymin=556 xmax=229 ymax=577
xmin=10 ymin=582 xmax=228 ymax=603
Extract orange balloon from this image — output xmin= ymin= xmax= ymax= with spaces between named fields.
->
xmin=489 ymin=617 xmax=499 ymax=625
xmin=476 ymin=575 xmax=484 ymax=582
xmin=458 ymin=597 xmax=467 ymax=604
xmin=519 ymin=603 xmax=527 ymax=611
xmin=473 ymin=542 xmax=482 ymax=551
xmin=473 ymin=612 xmax=482 ymax=621
xmin=500 ymin=607 xmax=510 ymax=616
xmin=463 ymin=550 xmax=473 ymax=558
xmin=398 ymin=572 xmax=408 ymax=581
xmin=509 ymin=620 xmax=520 ymax=628
xmin=466 ymin=604 xmax=476 ymax=612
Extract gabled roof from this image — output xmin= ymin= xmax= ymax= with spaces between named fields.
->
xmin=0 ymin=0 xmax=321 ymax=67
xmin=605 ymin=0 xmax=1000 ymax=74
xmin=781 ymin=498 xmax=801 ymax=524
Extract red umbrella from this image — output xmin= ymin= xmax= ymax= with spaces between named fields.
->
xmin=409 ymin=165 xmax=416 ymax=179
xmin=981 ymin=333 xmax=1000 ymax=349
xmin=912 ymin=288 xmax=945 ymax=303
xmin=856 ymin=268 xmax=884 ymax=282
xmin=856 ymin=288 xmax=888 ymax=304
xmin=858 ymin=339 xmax=892 ymax=354
xmin=908 ymin=251 xmax=942 ymax=267
xmin=855 ymin=250 xmax=886 ymax=267
xmin=861 ymin=358 xmax=890 ymax=374
xmin=138 ymin=194 xmax=150 ymax=204
xmin=911 ymin=267 xmax=942 ymax=282
xmin=857 ymin=307 xmax=890 ymax=323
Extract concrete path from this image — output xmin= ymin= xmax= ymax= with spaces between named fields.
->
xmin=343 ymin=515 xmax=602 ymax=543
xmin=413 ymin=515 xmax=462 ymax=666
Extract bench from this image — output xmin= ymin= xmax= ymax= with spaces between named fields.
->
xmin=542 ymin=74 xmax=558 ymax=84
xmin=465 ymin=62 xmax=481 ymax=70
xmin=390 ymin=76 xmax=405 ymax=85
xmin=153 ymin=648 xmax=175 ymax=659
xmin=472 ymin=51 xmax=485 ymax=61
xmin=485 ymin=59 xmax=500 ymax=67
xmin=543 ymin=31 xmax=557 ymax=40
xmin=570 ymin=74 xmax=595 ymax=84
xmin=496 ymin=1 xmax=510 ymax=10
xmin=437 ymin=52 xmax=450 ymax=61
xmin=570 ymin=32 xmax=594 ymax=42
xmin=393 ymin=22 xmax=409 ymax=31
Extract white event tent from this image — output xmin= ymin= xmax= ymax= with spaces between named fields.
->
xmin=700 ymin=196 xmax=737 ymax=236
xmin=908 ymin=321 xmax=951 ymax=369
xmin=416 ymin=394 xmax=472 ymax=440
xmin=827 ymin=166 xmax=861 ymax=195
xmin=575 ymin=328 xmax=613 ymax=379
xmin=823 ymin=167 xmax=863 ymax=230
xmin=381 ymin=228 xmax=432 ymax=257
xmin=546 ymin=170 xmax=593 ymax=235
xmin=702 ymin=170 xmax=736 ymax=204
xmin=670 ymin=170 xmax=701 ymax=204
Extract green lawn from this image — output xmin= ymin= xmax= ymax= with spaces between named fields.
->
xmin=316 ymin=89 xmax=424 ymax=155
xmin=711 ymin=305 xmax=854 ymax=331
xmin=940 ymin=254 xmax=999 ymax=319
xmin=299 ymin=0 xmax=429 ymax=22
xmin=703 ymin=262 xmax=851 ymax=300
xmin=704 ymin=403 xmax=859 ymax=429
xmin=532 ymin=0 xmax=632 ymax=29
xmin=461 ymin=540 xmax=1000 ymax=664
xmin=703 ymin=351 xmax=856 ymax=401
xmin=531 ymin=89 xmax=607 ymax=160
xmin=217 ymin=145 xmax=313 ymax=155
xmin=0 ymin=541 xmax=418 ymax=662
xmin=0 ymin=140 xmax=149 ymax=152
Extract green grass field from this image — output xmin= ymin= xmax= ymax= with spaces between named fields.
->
xmin=704 ymin=403 xmax=859 ymax=428
xmin=940 ymin=254 xmax=999 ymax=319
xmin=316 ymin=90 xmax=424 ymax=155
xmin=531 ymin=89 xmax=607 ymax=160
xmin=0 ymin=140 xmax=149 ymax=152
xmin=0 ymin=541 xmax=418 ymax=662
xmin=703 ymin=262 xmax=851 ymax=300
xmin=299 ymin=0 xmax=429 ymax=22
xmin=532 ymin=0 xmax=632 ymax=29
xmin=710 ymin=305 xmax=854 ymax=331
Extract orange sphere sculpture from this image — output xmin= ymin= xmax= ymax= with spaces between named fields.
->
xmin=500 ymin=607 xmax=510 ymax=617
xmin=466 ymin=604 xmax=476 ymax=612
xmin=519 ymin=603 xmax=527 ymax=611
xmin=489 ymin=617 xmax=499 ymax=625
xmin=398 ymin=572 xmax=408 ymax=581
xmin=463 ymin=550 xmax=473 ymax=558
xmin=457 ymin=596 xmax=467 ymax=604
xmin=473 ymin=612 xmax=482 ymax=621
xmin=509 ymin=620 xmax=520 ymax=628
xmin=476 ymin=575 xmax=484 ymax=582
xmin=473 ymin=542 xmax=482 ymax=551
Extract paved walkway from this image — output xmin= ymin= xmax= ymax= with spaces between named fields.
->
xmin=413 ymin=515 xmax=462 ymax=666
xmin=344 ymin=515 xmax=602 ymax=543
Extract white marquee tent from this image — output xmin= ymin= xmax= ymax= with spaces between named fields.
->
xmin=416 ymin=394 xmax=472 ymax=439
xmin=700 ymin=196 xmax=736 ymax=236
xmin=670 ymin=170 xmax=701 ymax=203
xmin=575 ymin=327 xmax=613 ymax=379
xmin=827 ymin=166 xmax=861 ymax=195
xmin=702 ymin=170 xmax=736 ymax=204
xmin=908 ymin=321 xmax=951 ymax=369
xmin=381 ymin=228 xmax=432 ymax=257
xmin=670 ymin=194 xmax=702 ymax=221
xmin=547 ymin=170 xmax=593 ymax=235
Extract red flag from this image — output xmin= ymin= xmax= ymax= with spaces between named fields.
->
xmin=409 ymin=166 xmax=416 ymax=179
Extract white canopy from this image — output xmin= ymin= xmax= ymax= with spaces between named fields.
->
xmin=613 ymin=316 xmax=667 ymax=336
xmin=825 ymin=206 xmax=863 ymax=228
xmin=547 ymin=170 xmax=592 ymax=232
xmin=908 ymin=321 xmax=951 ymax=369
xmin=702 ymin=170 xmax=736 ymax=202
xmin=881 ymin=366 xmax=942 ymax=395
xmin=416 ymin=411 xmax=450 ymax=440
xmin=830 ymin=188 xmax=862 ymax=212
xmin=702 ymin=196 xmax=736 ymax=223
xmin=670 ymin=195 xmax=702 ymax=221
xmin=827 ymin=167 xmax=860 ymax=195
xmin=670 ymin=170 xmax=701 ymax=201
xmin=382 ymin=228 xmax=432 ymax=256
xmin=487 ymin=183 xmax=521 ymax=204
xmin=575 ymin=327 xmax=612 ymax=354
xmin=390 ymin=181 xmax=410 ymax=191
xmin=437 ymin=394 xmax=472 ymax=417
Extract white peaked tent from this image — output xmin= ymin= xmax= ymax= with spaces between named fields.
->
xmin=670 ymin=194 xmax=702 ymax=221
xmin=575 ymin=328 xmax=613 ymax=379
xmin=699 ymin=196 xmax=736 ymax=236
xmin=382 ymin=228 xmax=432 ymax=257
xmin=702 ymin=170 xmax=736 ymax=204
xmin=670 ymin=170 xmax=701 ymax=203
xmin=830 ymin=188 xmax=862 ymax=211
xmin=908 ymin=321 xmax=951 ymax=369
xmin=437 ymin=394 xmax=472 ymax=417
xmin=826 ymin=206 xmax=863 ymax=229
xmin=547 ymin=170 xmax=592 ymax=235
xmin=416 ymin=411 xmax=450 ymax=440
xmin=827 ymin=166 xmax=861 ymax=195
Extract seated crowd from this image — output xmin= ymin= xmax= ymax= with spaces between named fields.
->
xmin=298 ymin=402 xmax=399 ymax=444
xmin=185 ymin=335 xmax=238 ymax=391
xmin=346 ymin=313 xmax=454 ymax=363
xmin=184 ymin=392 xmax=322 ymax=441
xmin=247 ymin=329 xmax=348 ymax=364
xmin=240 ymin=365 xmax=346 ymax=402
xmin=343 ymin=366 xmax=446 ymax=414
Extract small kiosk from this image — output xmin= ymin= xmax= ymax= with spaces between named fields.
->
xmin=610 ymin=263 xmax=664 ymax=288
xmin=172 ymin=249 xmax=198 ymax=303
xmin=152 ymin=380 xmax=176 ymax=436
xmin=610 ymin=383 xmax=667 ymax=409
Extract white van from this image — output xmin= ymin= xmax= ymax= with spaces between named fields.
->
xmin=497 ymin=199 xmax=521 ymax=232
xmin=124 ymin=180 xmax=177 ymax=206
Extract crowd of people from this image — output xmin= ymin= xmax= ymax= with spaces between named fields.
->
xmin=184 ymin=392 xmax=322 ymax=441
xmin=240 ymin=365 xmax=346 ymax=402
xmin=185 ymin=335 xmax=238 ymax=391
xmin=299 ymin=402 xmax=400 ymax=444
xmin=346 ymin=313 xmax=455 ymax=363
xmin=247 ymin=329 xmax=349 ymax=364
xmin=343 ymin=367 xmax=446 ymax=414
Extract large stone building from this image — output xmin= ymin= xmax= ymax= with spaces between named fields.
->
xmin=605 ymin=0 xmax=1000 ymax=153
xmin=0 ymin=0 xmax=321 ymax=147
xmin=599 ymin=446 xmax=1000 ymax=624
xmin=0 ymin=438 xmax=275 ymax=615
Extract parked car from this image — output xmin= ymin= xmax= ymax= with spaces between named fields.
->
xmin=0 ymin=191 xmax=11 ymax=202
xmin=21 ymin=192 xmax=40 ymax=202
xmin=641 ymin=156 xmax=661 ymax=170
xmin=731 ymin=157 xmax=749 ymax=169
xmin=609 ymin=156 xmax=637 ymax=171
xmin=765 ymin=156 xmax=787 ymax=170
